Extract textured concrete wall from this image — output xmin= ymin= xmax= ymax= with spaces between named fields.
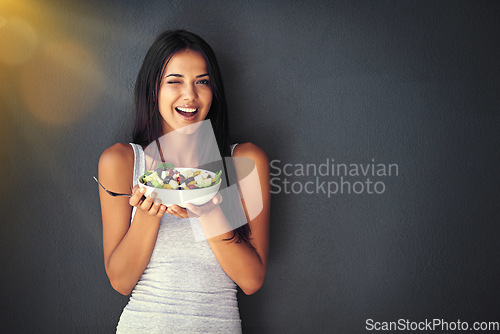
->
xmin=1 ymin=0 xmax=499 ymax=332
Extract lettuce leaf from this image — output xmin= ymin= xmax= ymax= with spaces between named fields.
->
xmin=156 ymin=162 xmax=175 ymax=170
xmin=213 ymin=170 xmax=222 ymax=186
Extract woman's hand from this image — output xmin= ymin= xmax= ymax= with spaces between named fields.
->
xmin=129 ymin=184 xmax=167 ymax=218
xmin=166 ymin=192 xmax=223 ymax=218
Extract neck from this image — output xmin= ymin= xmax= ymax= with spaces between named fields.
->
xmin=143 ymin=120 xmax=220 ymax=170
xmin=158 ymin=131 xmax=201 ymax=167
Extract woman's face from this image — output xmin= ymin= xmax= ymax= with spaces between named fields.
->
xmin=158 ymin=49 xmax=213 ymax=135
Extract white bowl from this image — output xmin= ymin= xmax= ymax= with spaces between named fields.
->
xmin=138 ymin=168 xmax=221 ymax=208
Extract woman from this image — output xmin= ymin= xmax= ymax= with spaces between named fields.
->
xmin=98 ymin=30 xmax=270 ymax=333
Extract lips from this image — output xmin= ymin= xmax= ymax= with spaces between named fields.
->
xmin=175 ymin=106 xmax=199 ymax=120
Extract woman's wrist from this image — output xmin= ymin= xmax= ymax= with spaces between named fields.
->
xmin=197 ymin=205 xmax=235 ymax=240
xmin=133 ymin=207 xmax=163 ymax=227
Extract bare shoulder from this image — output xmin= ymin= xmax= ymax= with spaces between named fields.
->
xmin=98 ymin=143 xmax=135 ymax=192
xmin=233 ymin=142 xmax=269 ymax=166
xmin=99 ymin=143 xmax=134 ymax=170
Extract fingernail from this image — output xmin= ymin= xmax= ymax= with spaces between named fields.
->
xmin=140 ymin=187 xmax=146 ymax=193
xmin=149 ymin=192 xmax=157 ymax=200
xmin=154 ymin=199 xmax=161 ymax=205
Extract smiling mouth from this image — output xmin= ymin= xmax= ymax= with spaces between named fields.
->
xmin=175 ymin=107 xmax=199 ymax=117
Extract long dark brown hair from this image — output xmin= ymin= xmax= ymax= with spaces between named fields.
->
xmin=132 ymin=29 xmax=250 ymax=243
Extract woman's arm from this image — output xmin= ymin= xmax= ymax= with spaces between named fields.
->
xmin=169 ymin=142 xmax=270 ymax=295
xmin=98 ymin=143 xmax=167 ymax=295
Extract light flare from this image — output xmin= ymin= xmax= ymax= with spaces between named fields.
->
xmin=19 ymin=41 xmax=105 ymax=125
xmin=0 ymin=16 xmax=38 ymax=65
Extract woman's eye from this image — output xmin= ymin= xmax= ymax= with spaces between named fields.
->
xmin=197 ymin=79 xmax=209 ymax=85
xmin=167 ymin=81 xmax=181 ymax=84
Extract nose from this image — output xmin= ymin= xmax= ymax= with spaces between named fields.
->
xmin=183 ymin=83 xmax=197 ymax=100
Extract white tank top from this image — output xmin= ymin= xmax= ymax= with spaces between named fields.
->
xmin=116 ymin=143 xmax=241 ymax=334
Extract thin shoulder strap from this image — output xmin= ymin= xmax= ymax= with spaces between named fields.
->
xmin=223 ymin=143 xmax=239 ymax=187
xmin=230 ymin=143 xmax=239 ymax=156
xmin=129 ymin=143 xmax=145 ymax=187
xmin=156 ymin=139 xmax=166 ymax=163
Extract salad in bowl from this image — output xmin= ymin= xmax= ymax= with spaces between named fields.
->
xmin=138 ymin=162 xmax=222 ymax=207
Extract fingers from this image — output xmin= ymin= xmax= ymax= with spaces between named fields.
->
xmin=212 ymin=193 xmax=223 ymax=205
xmin=167 ymin=205 xmax=189 ymax=218
xmin=130 ymin=187 xmax=167 ymax=218
xmin=185 ymin=193 xmax=222 ymax=218
xmin=129 ymin=185 xmax=146 ymax=206
xmin=142 ymin=192 xmax=223 ymax=219
xmin=139 ymin=192 xmax=157 ymax=212
xmin=151 ymin=199 xmax=167 ymax=217
xmin=142 ymin=195 xmax=167 ymax=217
xmin=184 ymin=204 xmax=201 ymax=218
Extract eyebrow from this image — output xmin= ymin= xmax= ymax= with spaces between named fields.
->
xmin=165 ymin=73 xmax=209 ymax=78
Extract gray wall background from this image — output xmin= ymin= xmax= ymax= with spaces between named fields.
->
xmin=1 ymin=0 xmax=499 ymax=333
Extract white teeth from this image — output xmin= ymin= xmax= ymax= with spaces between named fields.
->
xmin=177 ymin=107 xmax=197 ymax=113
